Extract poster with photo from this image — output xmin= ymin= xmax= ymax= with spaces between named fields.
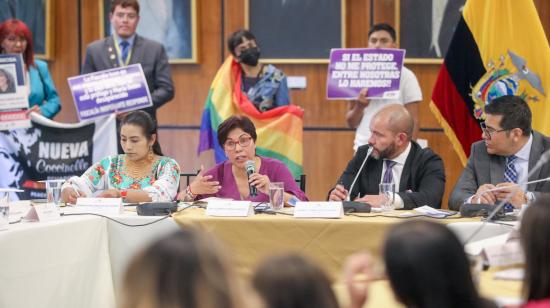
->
xmin=0 ymin=53 xmax=30 ymax=130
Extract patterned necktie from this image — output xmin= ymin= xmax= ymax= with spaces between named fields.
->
xmin=503 ymin=155 xmax=518 ymax=212
xmin=382 ymin=160 xmax=397 ymax=184
xmin=120 ymin=41 xmax=130 ymax=63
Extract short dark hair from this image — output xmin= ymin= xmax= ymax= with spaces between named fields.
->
xmin=252 ymin=253 xmax=339 ymax=308
xmin=384 ymin=220 xmax=487 ymax=308
xmin=368 ymin=23 xmax=396 ymax=42
xmin=520 ymin=196 xmax=550 ymax=301
xmin=120 ymin=110 xmax=163 ymax=156
xmin=485 ymin=95 xmax=532 ymax=136
xmin=217 ymin=115 xmax=257 ymax=147
xmin=110 ymin=0 xmax=140 ymax=14
xmin=227 ymin=29 xmax=257 ymax=57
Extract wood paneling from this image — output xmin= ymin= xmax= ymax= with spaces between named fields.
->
xmin=47 ymin=1 xmax=79 ymax=123
xmin=47 ymin=0 xmax=550 ymax=206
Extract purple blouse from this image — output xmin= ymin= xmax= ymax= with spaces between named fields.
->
xmin=196 ymin=156 xmax=308 ymax=202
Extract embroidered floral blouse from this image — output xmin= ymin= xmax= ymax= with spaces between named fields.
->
xmin=63 ymin=155 xmax=180 ymax=202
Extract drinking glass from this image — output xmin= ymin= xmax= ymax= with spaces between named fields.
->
xmin=0 ymin=190 xmax=10 ymax=231
xmin=269 ymin=182 xmax=284 ymax=211
xmin=42 ymin=180 xmax=65 ymax=208
xmin=379 ymin=183 xmax=396 ymax=212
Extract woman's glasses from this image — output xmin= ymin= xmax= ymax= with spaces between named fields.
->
xmin=224 ymin=135 xmax=252 ymax=150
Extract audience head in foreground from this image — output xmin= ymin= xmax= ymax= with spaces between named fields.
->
xmin=345 ymin=220 xmax=495 ymax=308
xmin=120 ymin=228 xmax=245 ymax=308
xmin=178 ymin=115 xmax=306 ymax=203
xmin=252 ymin=253 xmax=339 ymax=308
xmin=61 ymin=110 xmax=180 ymax=204
xmin=520 ymin=197 xmax=550 ymax=306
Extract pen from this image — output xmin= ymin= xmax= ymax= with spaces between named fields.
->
xmin=70 ymin=182 xmax=81 ymax=197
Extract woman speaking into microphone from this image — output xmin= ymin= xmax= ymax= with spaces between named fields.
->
xmin=178 ymin=115 xmax=306 ymax=203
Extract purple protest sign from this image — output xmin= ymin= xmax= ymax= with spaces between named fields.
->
xmin=67 ymin=64 xmax=153 ymax=121
xmin=326 ymin=48 xmax=405 ymax=100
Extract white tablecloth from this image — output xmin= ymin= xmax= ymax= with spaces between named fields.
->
xmin=0 ymin=216 xmax=115 ymax=308
xmin=0 ymin=205 xmax=515 ymax=308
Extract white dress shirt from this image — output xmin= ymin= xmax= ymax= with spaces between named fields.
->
xmin=380 ymin=142 xmax=412 ymax=209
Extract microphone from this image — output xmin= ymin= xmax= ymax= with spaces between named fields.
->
xmin=345 ymin=146 xmax=374 ymax=201
xmin=464 ymin=148 xmax=550 ymax=244
xmin=245 ymin=160 xmax=257 ymax=197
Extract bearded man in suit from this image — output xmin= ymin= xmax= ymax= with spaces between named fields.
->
xmin=329 ymin=104 xmax=445 ymax=209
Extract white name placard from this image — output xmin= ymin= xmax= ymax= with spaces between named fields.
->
xmin=205 ymin=200 xmax=254 ymax=217
xmin=483 ymin=241 xmax=524 ymax=267
xmin=25 ymin=203 xmax=61 ymax=222
xmin=73 ymin=197 xmax=124 ymax=215
xmin=294 ymin=202 xmax=343 ymax=218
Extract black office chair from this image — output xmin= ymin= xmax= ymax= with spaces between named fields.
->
xmin=180 ymin=173 xmax=306 ymax=193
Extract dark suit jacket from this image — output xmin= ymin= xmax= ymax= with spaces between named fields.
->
xmin=334 ymin=142 xmax=446 ymax=209
xmin=449 ymin=131 xmax=550 ymax=210
xmin=82 ymin=35 xmax=174 ymax=120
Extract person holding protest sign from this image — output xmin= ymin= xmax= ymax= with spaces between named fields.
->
xmin=61 ymin=111 xmax=180 ymax=204
xmin=82 ymin=0 xmax=174 ymax=122
xmin=0 ymin=19 xmax=61 ymax=118
xmin=346 ymin=23 xmax=422 ymax=151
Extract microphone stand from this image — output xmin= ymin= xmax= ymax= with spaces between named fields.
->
xmin=345 ymin=146 xmax=373 ymax=201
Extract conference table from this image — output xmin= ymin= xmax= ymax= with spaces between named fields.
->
xmin=0 ymin=203 xmax=518 ymax=308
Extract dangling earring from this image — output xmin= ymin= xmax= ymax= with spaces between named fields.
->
xmin=148 ymin=146 xmax=154 ymax=162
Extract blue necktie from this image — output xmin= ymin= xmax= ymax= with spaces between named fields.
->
xmin=120 ymin=41 xmax=130 ymax=63
xmin=382 ymin=160 xmax=397 ymax=184
xmin=503 ymin=155 xmax=518 ymax=212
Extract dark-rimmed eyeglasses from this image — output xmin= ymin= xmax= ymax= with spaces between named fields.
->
xmin=480 ymin=122 xmax=508 ymax=140
xmin=224 ymin=135 xmax=252 ymax=150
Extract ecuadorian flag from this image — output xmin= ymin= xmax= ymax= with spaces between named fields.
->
xmin=198 ymin=57 xmax=304 ymax=177
xmin=430 ymin=0 xmax=550 ymax=165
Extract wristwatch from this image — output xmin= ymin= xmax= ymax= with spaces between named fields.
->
xmin=120 ymin=190 xmax=128 ymax=201
xmin=525 ymin=191 xmax=535 ymax=203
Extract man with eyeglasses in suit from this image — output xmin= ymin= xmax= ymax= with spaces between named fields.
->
xmin=449 ymin=95 xmax=550 ymax=211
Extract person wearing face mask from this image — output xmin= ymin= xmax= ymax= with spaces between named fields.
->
xmin=198 ymin=29 xmax=303 ymax=179
xmin=227 ymin=29 xmax=290 ymax=112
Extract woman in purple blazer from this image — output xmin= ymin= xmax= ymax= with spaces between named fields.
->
xmin=178 ymin=115 xmax=307 ymax=203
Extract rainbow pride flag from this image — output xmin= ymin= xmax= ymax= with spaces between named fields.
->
xmin=198 ymin=57 xmax=304 ymax=177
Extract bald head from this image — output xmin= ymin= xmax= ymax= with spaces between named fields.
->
xmin=372 ymin=105 xmax=414 ymax=140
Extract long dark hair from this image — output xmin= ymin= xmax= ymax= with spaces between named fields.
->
xmin=120 ymin=110 xmax=163 ymax=155
xmin=384 ymin=220 xmax=488 ymax=308
xmin=252 ymin=253 xmax=339 ymax=308
xmin=120 ymin=229 xmax=244 ymax=308
xmin=520 ymin=197 xmax=550 ymax=301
